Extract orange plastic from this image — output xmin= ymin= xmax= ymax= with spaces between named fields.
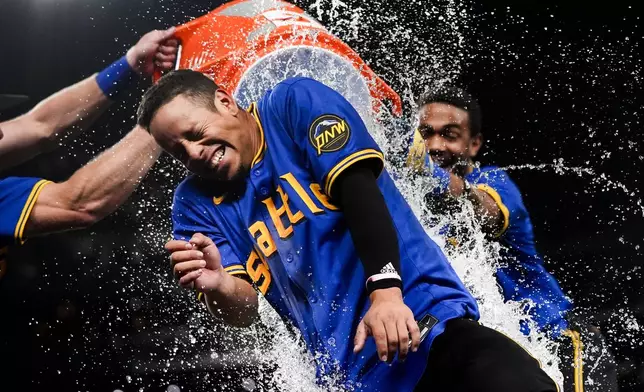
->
xmin=154 ymin=0 xmax=402 ymax=116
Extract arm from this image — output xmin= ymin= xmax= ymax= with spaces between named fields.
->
xmin=425 ymin=162 xmax=504 ymax=236
xmin=22 ymin=126 xmax=161 ymax=237
xmin=0 ymin=28 xmax=177 ymax=171
xmin=166 ymin=234 xmax=258 ymax=327
xmin=0 ymin=74 xmax=110 ymax=169
xmin=335 ymin=165 xmax=420 ymax=363
xmin=444 ymin=172 xmax=504 ymax=235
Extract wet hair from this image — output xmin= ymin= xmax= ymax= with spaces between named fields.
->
xmin=417 ymin=87 xmax=482 ymax=137
xmin=137 ymin=69 xmax=219 ymax=130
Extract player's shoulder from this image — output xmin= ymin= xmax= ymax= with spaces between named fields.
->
xmin=265 ymin=77 xmax=331 ymax=101
xmin=468 ymin=165 xmax=521 ymax=192
xmin=174 ymin=175 xmax=212 ymax=205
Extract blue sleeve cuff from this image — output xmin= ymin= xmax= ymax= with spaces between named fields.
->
xmin=95 ymin=56 xmax=137 ymax=99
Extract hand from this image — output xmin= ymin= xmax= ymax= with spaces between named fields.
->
xmin=126 ymin=27 xmax=179 ymax=76
xmin=353 ymin=287 xmax=421 ymax=363
xmin=165 ymin=233 xmax=224 ymax=292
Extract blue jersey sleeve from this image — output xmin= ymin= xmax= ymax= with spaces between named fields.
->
xmin=275 ymin=77 xmax=384 ymax=198
xmin=172 ymin=179 xmax=247 ymax=278
xmin=0 ymin=177 xmax=50 ymax=247
xmin=467 ymin=168 xmax=525 ymax=238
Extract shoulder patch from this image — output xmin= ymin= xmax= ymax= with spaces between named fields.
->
xmin=308 ymin=114 xmax=351 ymax=155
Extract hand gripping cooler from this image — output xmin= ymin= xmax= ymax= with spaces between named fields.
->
xmin=155 ymin=0 xmax=402 ymax=122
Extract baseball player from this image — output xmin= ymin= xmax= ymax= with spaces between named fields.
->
xmin=139 ymin=70 xmax=559 ymax=391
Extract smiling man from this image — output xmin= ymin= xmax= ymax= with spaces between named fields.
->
xmin=137 ymin=69 xmax=558 ymax=392
xmin=408 ymin=86 xmax=619 ymax=392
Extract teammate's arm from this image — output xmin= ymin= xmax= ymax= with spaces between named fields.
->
xmin=440 ymin=171 xmax=504 ymax=235
xmin=0 ymin=28 xmax=177 ymax=171
xmin=167 ymin=234 xmax=258 ymax=327
xmin=21 ymin=126 xmax=160 ymax=237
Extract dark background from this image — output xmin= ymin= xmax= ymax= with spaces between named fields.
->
xmin=0 ymin=0 xmax=641 ymax=391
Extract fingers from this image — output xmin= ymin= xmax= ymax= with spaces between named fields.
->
xmin=371 ymin=321 xmax=389 ymax=362
xmin=407 ymin=318 xmax=421 ymax=353
xmin=397 ymin=319 xmax=410 ymax=361
xmin=155 ymin=61 xmax=175 ymax=71
xmin=353 ymin=321 xmax=368 ymax=353
xmin=154 ymin=26 xmax=176 ymax=42
xmin=173 ymin=259 xmax=206 ymax=277
xmin=189 ymin=233 xmax=213 ymax=249
xmin=169 ymin=249 xmax=203 ymax=265
xmin=158 ymin=40 xmax=179 ymax=54
xmin=384 ymin=319 xmax=398 ymax=362
xmin=178 ymin=268 xmax=202 ymax=288
xmin=155 ymin=52 xmax=176 ymax=63
xmin=165 ymin=240 xmax=193 ymax=252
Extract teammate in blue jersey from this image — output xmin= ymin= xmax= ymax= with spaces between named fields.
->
xmin=0 ymin=28 xmax=178 ymax=280
xmin=138 ymin=69 xmax=558 ymax=391
xmin=407 ymin=86 xmax=618 ymax=392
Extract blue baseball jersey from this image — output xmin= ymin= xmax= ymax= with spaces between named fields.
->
xmin=172 ymin=77 xmax=479 ymax=391
xmin=465 ymin=167 xmax=573 ymax=336
xmin=0 ymin=177 xmax=50 ymax=280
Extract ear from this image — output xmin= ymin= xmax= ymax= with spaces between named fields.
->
xmin=214 ymin=89 xmax=239 ymax=116
xmin=469 ymin=133 xmax=483 ymax=158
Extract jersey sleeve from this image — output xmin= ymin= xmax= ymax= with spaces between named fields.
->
xmin=0 ymin=177 xmax=51 ymax=246
xmin=277 ymin=78 xmax=385 ymax=198
xmin=172 ymin=180 xmax=247 ymax=278
xmin=469 ymin=169 xmax=524 ymax=238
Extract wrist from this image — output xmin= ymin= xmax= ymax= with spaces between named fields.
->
xmin=95 ymin=55 xmax=137 ymax=99
xmin=369 ymin=287 xmax=403 ymax=303
xmin=202 ymin=268 xmax=231 ymax=296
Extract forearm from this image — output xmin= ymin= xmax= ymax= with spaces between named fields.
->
xmin=0 ymin=76 xmax=111 ymax=169
xmin=445 ymin=173 xmax=503 ymax=235
xmin=335 ymin=165 xmax=402 ymax=292
xmin=23 ymin=126 xmax=161 ymax=237
xmin=203 ymin=273 xmax=259 ymax=327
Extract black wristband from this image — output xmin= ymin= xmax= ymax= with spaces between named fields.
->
xmin=366 ymin=277 xmax=403 ymax=295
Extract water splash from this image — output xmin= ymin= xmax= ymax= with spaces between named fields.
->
xmin=77 ymin=0 xmax=640 ymax=391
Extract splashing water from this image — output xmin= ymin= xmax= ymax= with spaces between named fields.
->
xmin=102 ymin=0 xmax=641 ymax=391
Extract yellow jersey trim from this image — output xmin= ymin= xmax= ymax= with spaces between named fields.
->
xmin=14 ymin=180 xmax=51 ymax=244
xmin=224 ymin=264 xmax=248 ymax=276
xmin=249 ymin=103 xmax=266 ymax=167
xmin=562 ymin=330 xmax=584 ymax=392
xmin=475 ymin=184 xmax=510 ymax=238
xmin=324 ymin=149 xmax=385 ymax=197
xmin=406 ymin=129 xmax=427 ymax=172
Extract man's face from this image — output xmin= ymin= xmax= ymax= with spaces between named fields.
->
xmin=416 ymin=102 xmax=482 ymax=172
xmin=149 ymin=92 xmax=255 ymax=181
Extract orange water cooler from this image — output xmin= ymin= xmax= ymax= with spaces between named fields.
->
xmin=157 ymin=0 xmax=402 ymax=120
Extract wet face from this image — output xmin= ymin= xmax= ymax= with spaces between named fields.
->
xmin=416 ymin=102 xmax=482 ymax=173
xmin=148 ymin=93 xmax=256 ymax=181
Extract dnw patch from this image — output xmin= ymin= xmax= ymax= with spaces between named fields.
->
xmin=308 ymin=114 xmax=351 ymax=155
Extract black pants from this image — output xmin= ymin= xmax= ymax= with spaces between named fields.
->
xmin=415 ymin=318 xmax=559 ymax=392
xmin=558 ymin=317 xmax=619 ymax=392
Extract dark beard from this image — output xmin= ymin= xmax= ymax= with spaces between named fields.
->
xmin=194 ymin=164 xmax=250 ymax=199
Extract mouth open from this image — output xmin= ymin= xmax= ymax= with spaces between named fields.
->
xmin=209 ymin=145 xmax=227 ymax=174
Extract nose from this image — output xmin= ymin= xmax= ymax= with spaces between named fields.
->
xmin=424 ymin=134 xmax=446 ymax=154
xmin=0 ymin=127 xmax=3 ymax=141
xmin=184 ymin=144 xmax=205 ymax=167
